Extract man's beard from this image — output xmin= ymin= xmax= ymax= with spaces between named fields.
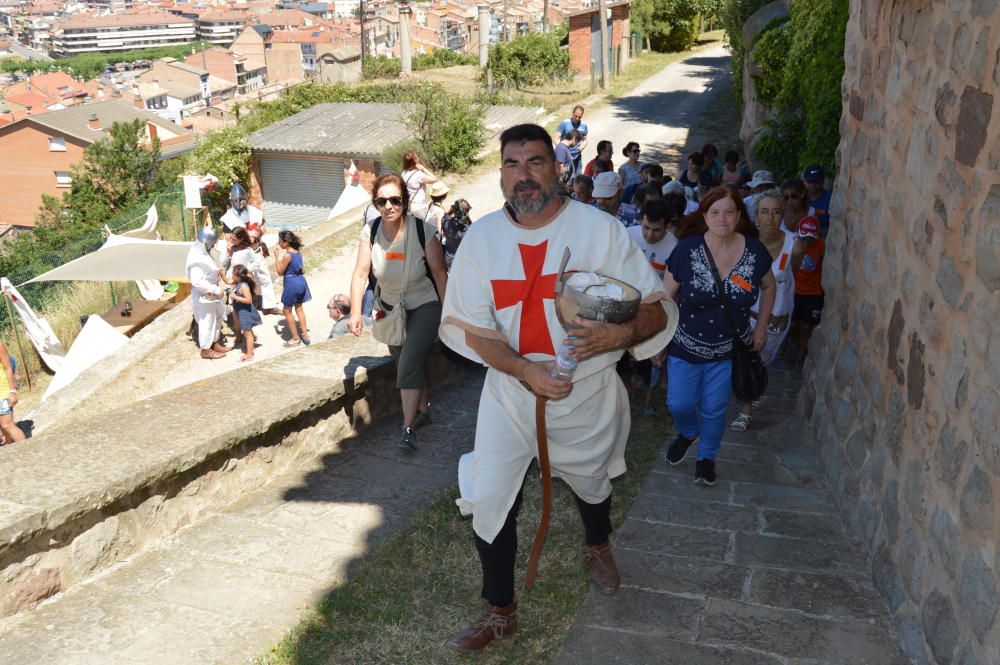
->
xmin=502 ymin=177 xmax=561 ymax=216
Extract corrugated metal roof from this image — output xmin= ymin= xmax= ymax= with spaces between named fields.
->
xmin=248 ymin=102 xmax=545 ymax=158
xmin=249 ymin=102 xmax=410 ymax=158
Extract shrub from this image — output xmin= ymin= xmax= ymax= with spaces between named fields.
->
xmin=749 ymin=18 xmax=791 ymax=105
xmin=185 ymin=125 xmax=254 ymax=214
xmin=647 ymin=0 xmax=704 ymax=52
xmin=484 ymin=27 xmax=570 ymax=88
xmin=363 ymin=55 xmax=401 ymax=79
xmin=363 ymin=50 xmax=479 ymax=80
xmin=754 ymin=0 xmax=848 ymax=178
xmin=403 ymin=82 xmax=486 ymax=172
xmin=721 ymin=0 xmax=774 ymax=101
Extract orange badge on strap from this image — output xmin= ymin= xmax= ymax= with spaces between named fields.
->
xmin=385 ymin=252 xmax=406 ymax=261
xmin=731 ymin=274 xmax=752 ymax=291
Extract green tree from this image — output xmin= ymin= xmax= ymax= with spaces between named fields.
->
xmin=403 ymin=82 xmax=485 ymax=172
xmin=184 ymin=125 xmax=253 ymax=213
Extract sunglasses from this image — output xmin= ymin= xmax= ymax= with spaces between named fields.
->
xmin=374 ymin=196 xmax=403 ymax=208
xmin=630 ymin=148 xmax=640 ymax=153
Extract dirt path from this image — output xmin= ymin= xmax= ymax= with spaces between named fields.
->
xmin=61 ymin=45 xmax=731 ymax=422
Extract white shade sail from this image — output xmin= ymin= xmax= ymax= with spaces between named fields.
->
xmin=25 ymin=234 xmax=192 ymax=284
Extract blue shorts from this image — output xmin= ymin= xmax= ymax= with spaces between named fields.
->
xmin=0 ymin=399 xmax=12 ymax=417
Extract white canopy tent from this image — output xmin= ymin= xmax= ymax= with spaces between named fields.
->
xmin=25 ymin=234 xmax=191 ymax=285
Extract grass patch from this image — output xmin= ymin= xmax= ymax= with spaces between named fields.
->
xmin=254 ymin=401 xmax=669 ymax=665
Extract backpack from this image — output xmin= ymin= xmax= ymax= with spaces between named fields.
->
xmin=440 ymin=207 xmax=471 ymax=269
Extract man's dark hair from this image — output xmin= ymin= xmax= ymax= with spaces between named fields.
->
xmin=593 ymin=159 xmax=612 ymax=174
xmin=663 ymin=192 xmax=687 ymax=224
xmin=332 ymin=298 xmax=351 ymax=316
xmin=725 ymin=150 xmax=739 ymax=164
xmin=644 ymin=163 xmax=664 ymax=181
xmin=573 ymin=174 xmax=593 ymax=191
xmin=501 ymin=124 xmax=556 ymax=160
xmin=596 ymin=140 xmax=612 ymax=155
xmin=642 ymin=199 xmax=668 ymax=225
xmin=688 ymin=152 xmax=705 ymax=167
xmin=564 ymin=128 xmax=583 ymax=143
xmin=633 ymin=183 xmax=661 ymax=207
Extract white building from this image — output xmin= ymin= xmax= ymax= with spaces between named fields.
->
xmin=51 ymin=13 xmax=196 ymax=56
xmin=332 ymin=0 xmax=360 ymax=19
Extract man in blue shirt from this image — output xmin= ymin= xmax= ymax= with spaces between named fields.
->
xmin=555 ymin=105 xmax=588 ymax=176
xmin=803 ymin=164 xmax=832 ymax=238
xmin=554 ymin=130 xmax=581 ymax=189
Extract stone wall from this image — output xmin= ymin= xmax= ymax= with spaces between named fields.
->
xmin=800 ymin=1 xmax=999 ymax=664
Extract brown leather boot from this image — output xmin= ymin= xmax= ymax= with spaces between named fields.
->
xmin=584 ymin=541 xmax=620 ymax=594
xmin=446 ymin=601 xmax=518 ymax=652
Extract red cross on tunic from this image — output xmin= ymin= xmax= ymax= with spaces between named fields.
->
xmin=491 ymin=241 xmax=557 ymax=356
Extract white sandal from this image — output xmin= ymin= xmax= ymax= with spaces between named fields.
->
xmin=730 ymin=413 xmax=752 ymax=432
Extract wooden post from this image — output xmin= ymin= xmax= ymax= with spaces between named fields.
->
xmin=598 ymin=0 xmax=610 ymax=89
xmin=2 ymin=293 xmax=32 ymax=392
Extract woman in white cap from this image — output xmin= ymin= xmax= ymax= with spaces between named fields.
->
xmin=742 ymin=170 xmax=776 ymax=224
xmin=425 ymin=180 xmax=450 ymax=234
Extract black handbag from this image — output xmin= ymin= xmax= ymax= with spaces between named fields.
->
xmin=702 ymin=241 xmax=768 ymax=402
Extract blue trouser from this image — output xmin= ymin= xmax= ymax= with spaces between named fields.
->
xmin=666 ymin=356 xmax=733 ymax=461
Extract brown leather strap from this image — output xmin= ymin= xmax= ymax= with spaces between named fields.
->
xmin=525 ymin=396 xmax=552 ymax=590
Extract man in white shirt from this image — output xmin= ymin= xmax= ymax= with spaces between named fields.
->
xmin=626 ymin=199 xmax=678 ymax=280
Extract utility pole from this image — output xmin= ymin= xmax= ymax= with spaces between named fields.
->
xmin=598 ymin=0 xmax=610 ymax=89
xmin=542 ymin=0 xmax=548 ymax=33
xmin=359 ymin=0 xmax=366 ymax=61
xmin=502 ymin=0 xmax=509 ymax=41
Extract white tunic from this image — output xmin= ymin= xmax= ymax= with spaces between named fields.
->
xmin=440 ymin=199 xmax=678 ymax=543
xmin=185 ymin=243 xmax=227 ymax=350
xmin=230 ymin=247 xmax=277 ymax=310
xmin=220 ymin=205 xmax=263 ymax=232
xmin=751 ymin=229 xmax=796 ymax=365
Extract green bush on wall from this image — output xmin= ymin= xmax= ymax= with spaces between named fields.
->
xmin=721 ymin=0 xmax=774 ymax=101
xmin=753 ymin=0 xmax=848 ymax=179
xmin=484 ymin=27 xmax=570 ymax=88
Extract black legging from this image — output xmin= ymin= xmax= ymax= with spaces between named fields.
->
xmin=474 ymin=481 xmax=613 ymax=607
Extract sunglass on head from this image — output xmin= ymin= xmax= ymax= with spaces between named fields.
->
xmin=374 ymin=196 xmax=403 ymax=208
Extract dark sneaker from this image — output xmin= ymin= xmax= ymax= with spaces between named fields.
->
xmin=694 ymin=459 xmax=717 ymax=486
xmin=665 ymin=433 xmax=698 ymax=465
xmin=412 ymin=410 xmax=432 ymax=429
xmin=399 ymin=427 xmax=417 ymax=453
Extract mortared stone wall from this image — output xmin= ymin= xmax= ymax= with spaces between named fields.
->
xmin=800 ymin=1 xmax=1000 ymax=664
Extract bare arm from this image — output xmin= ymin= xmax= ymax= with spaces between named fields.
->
xmin=231 ymin=283 xmax=253 ymax=304
xmin=465 ymin=331 xmax=571 ymax=400
xmin=0 ymin=344 xmax=16 ymax=406
xmin=751 ymin=271 xmax=777 ymax=351
xmin=425 ymin=235 xmax=448 ymax=302
xmin=276 ymin=252 xmax=291 ymax=276
xmin=349 ymin=238 xmax=372 ymax=335
xmin=418 ymin=164 xmax=439 ymax=185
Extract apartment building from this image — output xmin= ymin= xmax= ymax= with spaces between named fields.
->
xmin=195 ymin=11 xmax=249 ymax=46
xmin=85 ymin=0 xmax=134 ymax=11
xmin=51 ymin=13 xmax=196 ymax=56
xmin=183 ymin=47 xmax=267 ymax=95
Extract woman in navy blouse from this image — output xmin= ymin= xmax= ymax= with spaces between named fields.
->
xmin=661 ymin=186 xmax=777 ymax=486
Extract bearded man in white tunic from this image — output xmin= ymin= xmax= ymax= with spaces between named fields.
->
xmin=186 ymin=227 xmax=231 ymax=359
xmin=440 ymin=124 xmax=676 ymax=652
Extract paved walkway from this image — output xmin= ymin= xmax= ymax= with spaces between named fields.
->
xmin=0 ymin=370 xmax=484 ymax=664
xmin=553 ymin=361 xmax=910 ymax=665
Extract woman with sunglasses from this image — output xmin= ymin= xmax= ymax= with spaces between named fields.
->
xmin=779 ymin=178 xmax=810 ymax=233
xmin=348 ymin=173 xmax=449 ymax=453
xmin=618 ymin=142 xmax=644 ymax=202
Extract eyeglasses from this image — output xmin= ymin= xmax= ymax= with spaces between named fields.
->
xmin=374 ymin=196 xmax=403 ymax=208
xmin=630 ymin=148 xmax=640 ymax=154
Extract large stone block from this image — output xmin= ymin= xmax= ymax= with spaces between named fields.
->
xmin=930 ymin=506 xmax=961 ymax=579
xmin=958 ymin=549 xmax=999 ymax=642
xmin=936 ymin=257 xmax=965 ymax=307
xmin=958 ymin=465 xmax=995 ymax=537
xmin=956 ymin=87 xmax=993 ymax=167
xmin=971 ymin=0 xmax=997 ymax=18
xmin=971 ymin=27 xmax=992 ymax=84
xmin=873 ymin=541 xmax=905 ymax=612
xmin=934 ymin=422 xmax=969 ymax=493
xmin=975 ymin=185 xmax=1000 ymax=292
xmin=899 ymin=530 xmax=927 ymax=603
xmin=970 ymin=388 xmax=1000 ymax=475
xmin=951 ymin=24 xmax=973 ymax=75
xmin=922 ymin=589 xmax=960 ymax=665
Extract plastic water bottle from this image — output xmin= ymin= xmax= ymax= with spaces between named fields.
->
xmin=551 ymin=339 xmax=578 ymax=381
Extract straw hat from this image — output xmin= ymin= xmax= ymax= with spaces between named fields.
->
xmin=428 ymin=181 xmax=450 ymax=198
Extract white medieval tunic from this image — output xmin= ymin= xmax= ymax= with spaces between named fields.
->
xmin=440 ymin=199 xmax=677 ymax=543
xmin=185 ymin=243 xmax=227 ymax=349
xmin=220 ymin=205 xmax=264 ymax=232
xmin=230 ymin=247 xmax=278 ymax=310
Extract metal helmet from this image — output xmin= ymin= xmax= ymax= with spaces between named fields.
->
xmin=230 ymin=183 xmax=248 ymax=212
xmin=197 ymin=226 xmax=218 ymax=251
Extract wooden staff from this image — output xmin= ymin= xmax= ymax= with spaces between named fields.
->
xmin=524 ymin=395 xmax=552 ymax=590
xmin=2 ymin=292 xmax=32 ymax=392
